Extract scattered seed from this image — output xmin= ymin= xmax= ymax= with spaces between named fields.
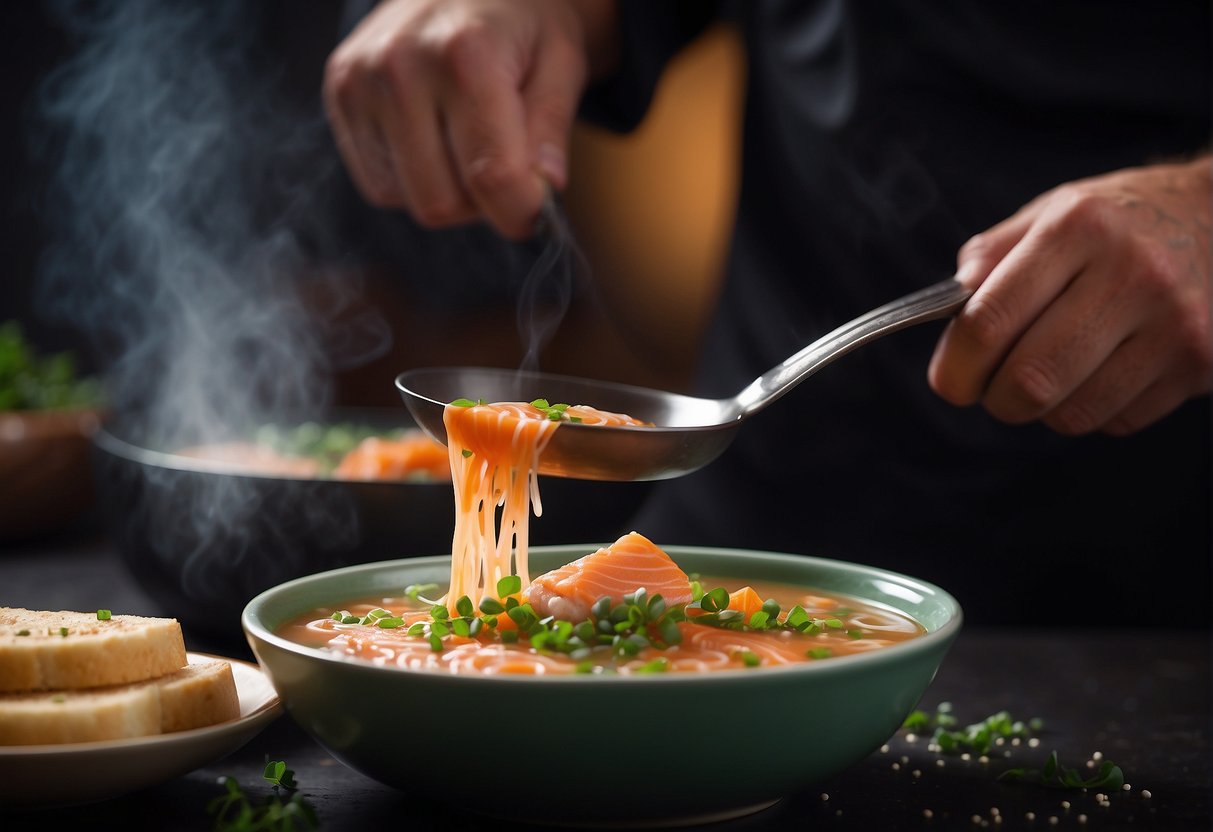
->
xmin=961 ymin=753 xmax=972 ymax=761
xmin=1028 ymin=738 xmax=1041 ymax=748
xmin=1011 ymin=737 xmax=1022 ymax=746
xmin=906 ymin=733 xmax=918 ymax=743
xmin=1092 ymin=751 xmax=1103 ymax=761
xmin=923 ymin=809 xmax=934 ymax=819
xmin=1122 ymin=783 xmax=1132 ymax=791
xmin=1026 ymin=812 xmax=1036 ymax=821
xmin=979 ymin=755 xmax=990 ymax=764
xmin=880 ymin=744 xmax=890 ymax=753
xmin=1141 ymin=790 xmax=1152 ymax=799
xmin=912 ymin=769 xmax=922 ymax=778
xmin=990 ymin=808 xmax=1000 ymax=817
xmin=971 ymin=814 xmax=983 ymax=825
xmin=1048 ymin=816 xmax=1059 ymax=826
xmin=820 ymin=793 xmax=829 ymax=802
xmin=1061 ymin=801 xmax=1071 ymax=810
xmin=1078 ymin=815 xmax=1088 ymax=824
xmin=892 ymin=762 xmax=901 ymax=771
xmin=936 ymin=759 xmax=946 ymax=768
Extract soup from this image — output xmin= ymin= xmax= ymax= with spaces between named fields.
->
xmin=275 ymin=400 xmax=925 ymax=675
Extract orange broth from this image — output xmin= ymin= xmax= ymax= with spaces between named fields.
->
xmin=278 ymin=577 xmax=924 ymax=675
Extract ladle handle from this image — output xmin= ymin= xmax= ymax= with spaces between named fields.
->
xmin=736 ymin=277 xmax=973 ymax=418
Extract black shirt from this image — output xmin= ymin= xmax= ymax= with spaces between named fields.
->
xmin=585 ymin=0 xmax=1212 ymax=626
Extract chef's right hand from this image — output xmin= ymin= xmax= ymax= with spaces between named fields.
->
xmin=324 ymin=0 xmax=617 ymax=240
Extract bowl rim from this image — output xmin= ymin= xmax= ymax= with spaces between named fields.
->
xmin=91 ymin=406 xmax=447 ymax=486
xmin=242 ymin=543 xmax=964 ymax=686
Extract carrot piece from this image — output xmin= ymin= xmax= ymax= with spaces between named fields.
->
xmin=727 ymin=587 xmax=766 ymax=618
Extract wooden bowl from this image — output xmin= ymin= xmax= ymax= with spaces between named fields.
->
xmin=0 ymin=408 xmax=102 ymax=541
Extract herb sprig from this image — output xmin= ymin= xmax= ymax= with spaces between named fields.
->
xmin=999 ymin=751 xmax=1125 ymax=790
xmin=208 ymin=759 xmax=318 ymax=831
xmin=529 ymin=398 xmax=582 ymax=423
xmin=902 ymin=702 xmax=1040 ymax=755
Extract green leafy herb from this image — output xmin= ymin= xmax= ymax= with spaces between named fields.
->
xmin=0 ymin=320 xmax=103 ymax=411
xmin=998 ymin=751 xmax=1125 ymax=791
xmin=403 ymin=583 xmax=441 ymax=605
xmin=208 ymin=758 xmax=318 ymax=831
xmin=529 ymin=398 xmax=577 ymax=422
xmin=96 ymin=609 xmax=112 ymax=621
xmin=497 ymin=575 xmax=522 ymax=597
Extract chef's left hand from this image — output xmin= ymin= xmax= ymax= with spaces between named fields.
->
xmin=928 ymin=155 xmax=1211 ymax=436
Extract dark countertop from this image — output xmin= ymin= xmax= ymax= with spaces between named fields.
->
xmin=1 ymin=532 xmax=1208 ymax=832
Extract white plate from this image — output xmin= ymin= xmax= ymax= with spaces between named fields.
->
xmin=0 ymin=652 xmax=282 ymax=809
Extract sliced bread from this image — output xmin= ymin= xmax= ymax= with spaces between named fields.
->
xmin=0 ymin=607 xmax=187 ymax=693
xmin=0 ymin=659 xmax=240 ymax=745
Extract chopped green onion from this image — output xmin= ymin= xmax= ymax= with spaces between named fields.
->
xmin=96 ymin=609 xmax=112 ymax=621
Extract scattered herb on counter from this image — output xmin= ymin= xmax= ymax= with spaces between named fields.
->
xmin=998 ymin=750 xmax=1125 ymax=790
xmin=0 ymin=320 xmax=103 ymax=411
xmin=208 ymin=758 xmax=318 ymax=832
xmin=902 ymin=701 xmax=1040 ymax=755
xmin=96 ymin=609 xmax=111 ymax=620
xmin=902 ymin=702 xmax=1127 ymax=794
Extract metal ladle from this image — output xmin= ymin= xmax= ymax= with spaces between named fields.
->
xmin=396 ymin=277 xmax=972 ymax=482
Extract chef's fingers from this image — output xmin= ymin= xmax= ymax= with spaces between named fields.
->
xmin=928 ymin=201 xmax=1090 ymax=407
xmin=1101 ymin=373 xmax=1202 ymax=436
xmin=376 ymin=67 xmax=478 ymax=227
xmin=521 ymin=29 xmax=587 ymax=192
xmin=324 ymin=56 xmax=406 ymax=208
xmin=441 ymin=27 xmax=548 ymax=239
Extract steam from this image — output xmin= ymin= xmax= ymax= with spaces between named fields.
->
xmin=32 ymin=0 xmax=388 ymax=445
xmin=28 ymin=0 xmax=388 ymax=624
xmin=516 ymin=195 xmax=586 ymax=374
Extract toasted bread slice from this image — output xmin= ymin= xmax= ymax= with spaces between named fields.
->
xmin=0 ymin=607 xmax=187 ymax=693
xmin=0 ymin=659 xmax=240 ymax=745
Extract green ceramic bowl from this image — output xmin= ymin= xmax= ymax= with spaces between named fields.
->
xmin=243 ymin=545 xmax=962 ymax=826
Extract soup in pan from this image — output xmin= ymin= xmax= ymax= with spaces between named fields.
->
xmin=276 ymin=400 xmax=925 ymax=674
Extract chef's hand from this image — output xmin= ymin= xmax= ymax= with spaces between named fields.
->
xmin=323 ymin=0 xmax=618 ymax=239
xmin=929 ymin=155 xmax=1212 ymax=436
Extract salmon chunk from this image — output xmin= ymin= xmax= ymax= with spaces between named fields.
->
xmin=524 ymin=532 xmax=693 ymax=621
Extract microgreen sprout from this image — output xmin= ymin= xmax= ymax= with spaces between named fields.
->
xmin=96 ymin=609 xmax=112 ymax=621
xmin=208 ymin=758 xmax=317 ymax=831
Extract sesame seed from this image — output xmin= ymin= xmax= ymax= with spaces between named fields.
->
xmin=1061 ymin=801 xmax=1070 ymax=810
xmin=835 ymin=809 xmax=843 ymax=817
xmin=880 ymin=744 xmax=889 ymax=753
xmin=1122 ymin=783 xmax=1132 ymax=791
xmin=971 ymin=814 xmax=983 ymax=824
xmin=1086 ymin=760 xmax=1096 ymax=768
xmin=979 ymin=755 xmax=990 ymax=764
xmin=993 ymin=817 xmax=1002 ymax=825
xmin=995 ymin=737 xmax=1005 ymax=746
xmin=892 ymin=762 xmax=901 ymax=771
xmin=1092 ymin=751 xmax=1103 ymax=761
xmin=820 ymin=793 xmax=829 ymax=801
xmin=961 ymin=753 xmax=972 ymax=761
xmin=1028 ymin=738 xmax=1041 ymax=748
xmin=1011 ymin=737 xmax=1021 ymax=746
xmin=936 ymin=759 xmax=946 ymax=768
xmin=901 ymin=755 xmax=910 ymax=764
xmin=1078 ymin=815 xmax=1088 ymax=824
xmin=1049 ymin=816 xmax=1059 ymax=825
xmin=990 ymin=808 xmax=1000 ymax=816
xmin=1141 ymin=790 xmax=1152 ymax=799
xmin=912 ymin=769 xmax=922 ymax=778
xmin=1096 ymin=793 xmax=1107 ymax=802
xmin=1026 ymin=812 xmax=1036 ymax=821
xmin=923 ymin=809 xmax=934 ymax=819
xmin=906 ymin=733 xmax=918 ymax=743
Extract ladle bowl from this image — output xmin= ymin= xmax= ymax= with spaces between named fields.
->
xmin=396 ymin=277 xmax=971 ymax=482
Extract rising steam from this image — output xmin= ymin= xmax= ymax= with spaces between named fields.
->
xmin=28 ymin=0 xmax=389 ymax=622
xmin=32 ymin=0 xmax=388 ymax=445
